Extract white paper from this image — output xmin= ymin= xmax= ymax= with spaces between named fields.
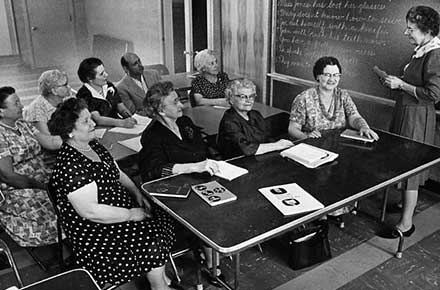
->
xmin=108 ymin=124 xmax=147 ymax=135
xmin=132 ymin=114 xmax=152 ymax=126
xmin=94 ymin=128 xmax=107 ymax=139
xmin=214 ymin=161 xmax=248 ymax=181
xmin=280 ymin=143 xmax=338 ymax=168
xmin=341 ymin=129 xmax=374 ymax=143
xmin=118 ymin=136 xmax=142 ymax=152
xmin=259 ymin=183 xmax=324 ymax=216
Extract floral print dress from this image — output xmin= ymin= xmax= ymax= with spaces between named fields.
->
xmin=0 ymin=120 xmax=57 ymax=247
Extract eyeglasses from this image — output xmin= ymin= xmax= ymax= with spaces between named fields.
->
xmin=57 ymin=82 xmax=69 ymax=88
xmin=234 ymin=94 xmax=256 ymax=101
xmin=321 ymin=73 xmax=342 ymax=78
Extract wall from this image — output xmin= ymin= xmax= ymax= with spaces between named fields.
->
xmin=84 ymin=0 xmax=162 ymax=67
xmin=221 ymin=0 xmax=271 ymax=103
xmin=12 ymin=0 xmax=33 ymax=66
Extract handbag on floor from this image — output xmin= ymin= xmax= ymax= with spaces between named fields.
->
xmin=285 ymin=220 xmax=332 ymax=270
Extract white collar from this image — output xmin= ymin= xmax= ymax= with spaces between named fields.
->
xmin=413 ymin=36 xmax=440 ymax=58
xmin=84 ymin=83 xmax=112 ymax=100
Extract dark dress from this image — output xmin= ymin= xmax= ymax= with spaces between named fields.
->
xmin=76 ymin=82 xmax=123 ymax=118
xmin=217 ymin=108 xmax=269 ymax=159
xmin=139 ymin=116 xmax=208 ymax=182
xmin=190 ymin=72 xmax=229 ymax=106
xmin=49 ymin=141 xmax=175 ymax=286
xmin=390 ymin=44 xmax=440 ymax=190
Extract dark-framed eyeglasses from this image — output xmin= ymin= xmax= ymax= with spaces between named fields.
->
xmin=234 ymin=94 xmax=256 ymax=101
xmin=321 ymin=73 xmax=342 ymax=78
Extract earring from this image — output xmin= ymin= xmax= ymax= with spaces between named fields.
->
xmin=68 ymin=133 xmax=73 ymax=138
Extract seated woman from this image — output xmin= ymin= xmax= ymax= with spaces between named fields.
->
xmin=288 ymin=57 xmax=378 ymax=219
xmin=138 ymin=81 xmax=223 ymax=284
xmin=288 ymin=56 xmax=379 ymax=141
xmin=0 ymin=86 xmax=60 ymax=247
xmin=191 ymin=49 xmax=230 ymax=107
xmin=217 ymin=79 xmax=293 ymax=159
xmin=48 ymin=98 xmax=177 ymax=289
xmin=24 ymin=69 xmax=71 ymax=136
xmin=76 ymin=57 xmax=137 ymax=128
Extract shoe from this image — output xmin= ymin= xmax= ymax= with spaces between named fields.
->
xmin=386 ymin=203 xmax=403 ymax=214
xmin=169 ymin=280 xmax=186 ymax=290
xmin=378 ymin=224 xmax=415 ymax=239
xmin=202 ymin=267 xmax=226 ymax=287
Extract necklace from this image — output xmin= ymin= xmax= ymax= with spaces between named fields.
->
xmin=68 ymin=140 xmax=92 ymax=152
xmin=316 ymin=88 xmax=338 ymax=121
xmin=0 ymin=121 xmax=19 ymax=131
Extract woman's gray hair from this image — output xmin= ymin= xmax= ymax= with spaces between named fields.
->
xmin=225 ymin=79 xmax=256 ymax=101
xmin=193 ymin=49 xmax=216 ymax=73
xmin=38 ymin=69 xmax=67 ymax=97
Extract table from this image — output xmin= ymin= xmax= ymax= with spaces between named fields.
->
xmin=141 ymin=129 xmax=440 ymax=289
xmin=101 ymin=103 xmax=286 ymax=160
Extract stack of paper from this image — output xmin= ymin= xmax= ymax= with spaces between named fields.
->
xmin=259 ymin=183 xmax=324 ymax=216
xmin=280 ymin=143 xmax=338 ymax=168
xmin=214 ymin=161 xmax=248 ymax=181
xmin=341 ymin=129 xmax=374 ymax=143
xmin=109 ymin=114 xmax=152 ymax=135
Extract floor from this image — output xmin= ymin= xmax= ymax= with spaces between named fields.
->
xmin=1 ymin=57 xmax=440 ymax=290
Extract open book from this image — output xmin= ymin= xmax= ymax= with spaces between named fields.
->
xmin=340 ymin=129 xmax=375 ymax=143
xmin=214 ymin=161 xmax=248 ymax=181
xmin=259 ymin=183 xmax=324 ymax=216
xmin=118 ymin=136 xmax=142 ymax=152
xmin=192 ymin=180 xmax=237 ymax=206
xmin=280 ymin=143 xmax=338 ymax=168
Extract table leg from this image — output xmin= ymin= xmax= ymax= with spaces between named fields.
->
xmin=380 ymin=186 xmax=390 ymax=222
xmin=234 ymin=253 xmax=240 ymax=290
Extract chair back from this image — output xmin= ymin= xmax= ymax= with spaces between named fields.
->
xmin=0 ymin=239 xmax=24 ymax=287
xmin=264 ymin=112 xmax=290 ymax=139
xmin=19 ymin=269 xmax=100 ymax=290
xmin=143 ymin=64 xmax=169 ymax=76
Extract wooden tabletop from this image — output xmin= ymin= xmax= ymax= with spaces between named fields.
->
xmin=142 ymin=129 xmax=440 ymax=254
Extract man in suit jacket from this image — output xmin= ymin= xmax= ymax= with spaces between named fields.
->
xmin=116 ymin=52 xmax=161 ymax=114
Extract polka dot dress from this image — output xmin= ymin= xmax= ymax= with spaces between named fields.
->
xmin=50 ymin=141 xmax=175 ymax=286
xmin=191 ymin=72 xmax=230 ymax=100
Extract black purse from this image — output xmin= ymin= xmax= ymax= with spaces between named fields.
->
xmin=285 ymin=220 xmax=332 ymax=270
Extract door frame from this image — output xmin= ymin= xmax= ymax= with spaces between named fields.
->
xmin=162 ymin=0 xmax=221 ymax=74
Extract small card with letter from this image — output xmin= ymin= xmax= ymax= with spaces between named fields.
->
xmin=259 ymin=183 xmax=324 ymax=216
xmin=142 ymin=181 xmax=191 ymax=199
xmin=340 ymin=129 xmax=374 ymax=143
xmin=280 ymin=143 xmax=338 ymax=168
xmin=192 ymin=180 xmax=237 ymax=206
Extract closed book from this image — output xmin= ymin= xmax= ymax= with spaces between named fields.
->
xmin=259 ymin=183 xmax=324 ymax=216
xmin=340 ymin=129 xmax=374 ymax=143
xmin=192 ymin=181 xmax=237 ymax=206
xmin=280 ymin=143 xmax=338 ymax=168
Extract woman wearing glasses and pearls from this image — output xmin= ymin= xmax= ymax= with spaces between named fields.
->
xmin=288 ymin=56 xmax=379 ymax=141
xmin=217 ymin=79 xmax=293 ymax=159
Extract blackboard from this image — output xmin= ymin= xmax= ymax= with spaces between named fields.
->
xmin=272 ymin=0 xmax=440 ymax=99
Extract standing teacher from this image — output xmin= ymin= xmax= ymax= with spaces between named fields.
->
xmin=381 ymin=6 xmax=440 ymax=237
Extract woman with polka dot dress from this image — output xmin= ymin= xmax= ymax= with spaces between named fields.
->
xmin=48 ymin=98 xmax=178 ymax=290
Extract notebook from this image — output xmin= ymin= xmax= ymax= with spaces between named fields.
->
xmin=214 ymin=161 xmax=248 ymax=181
xmin=259 ymin=183 xmax=324 ymax=216
xmin=192 ymin=180 xmax=237 ymax=206
xmin=280 ymin=143 xmax=338 ymax=168
xmin=340 ymin=129 xmax=375 ymax=143
xmin=142 ymin=181 xmax=191 ymax=199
